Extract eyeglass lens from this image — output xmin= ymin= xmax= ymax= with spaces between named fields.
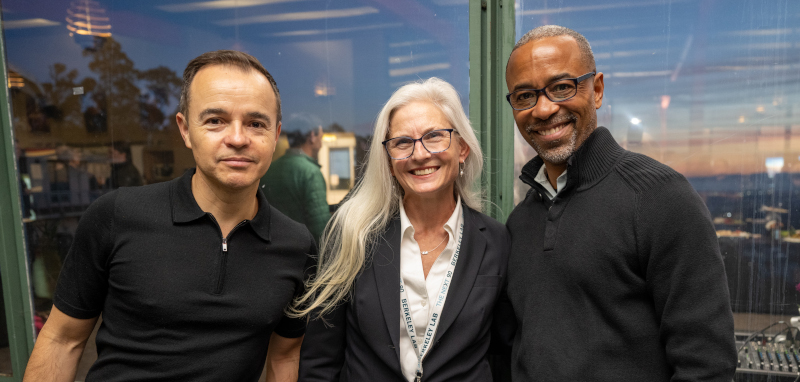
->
xmin=509 ymin=80 xmax=577 ymax=110
xmin=386 ymin=130 xmax=451 ymax=159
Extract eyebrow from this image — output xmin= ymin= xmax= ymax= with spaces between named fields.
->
xmin=390 ymin=126 xmax=446 ymax=139
xmin=197 ymin=108 xmax=273 ymax=127
xmin=247 ymin=111 xmax=272 ymax=127
xmin=512 ymin=72 xmax=574 ymax=91
xmin=198 ymin=108 xmax=226 ymax=120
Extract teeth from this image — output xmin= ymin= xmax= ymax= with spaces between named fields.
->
xmin=413 ymin=168 xmax=436 ymax=176
xmin=538 ymin=124 xmax=567 ymax=136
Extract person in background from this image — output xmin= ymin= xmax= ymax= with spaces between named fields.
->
xmin=297 ymin=77 xmax=513 ymax=382
xmin=504 ymin=25 xmax=736 ymax=381
xmin=261 ymin=113 xmax=330 ymax=243
xmin=23 ymin=50 xmax=314 ymax=382
xmin=108 ymin=141 xmax=143 ymax=188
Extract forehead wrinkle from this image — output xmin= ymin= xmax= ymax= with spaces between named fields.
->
xmin=198 ymin=107 xmax=227 ymax=120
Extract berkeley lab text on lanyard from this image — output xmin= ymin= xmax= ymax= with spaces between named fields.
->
xmin=400 ymin=218 xmax=464 ymax=382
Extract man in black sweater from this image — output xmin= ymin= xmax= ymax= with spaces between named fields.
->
xmin=504 ymin=25 xmax=736 ymax=381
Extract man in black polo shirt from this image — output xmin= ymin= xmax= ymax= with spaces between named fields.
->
xmin=24 ymin=51 xmax=315 ymax=381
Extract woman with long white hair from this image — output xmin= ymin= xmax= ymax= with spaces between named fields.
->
xmin=295 ymin=78 xmax=513 ymax=382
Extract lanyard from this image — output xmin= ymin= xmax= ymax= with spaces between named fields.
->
xmin=400 ymin=218 xmax=464 ymax=382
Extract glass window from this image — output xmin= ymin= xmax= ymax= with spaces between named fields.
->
xmin=0 ymin=273 xmax=12 ymax=375
xmin=515 ymin=0 xmax=800 ymax=371
xmin=2 ymin=0 xmax=468 ymax=379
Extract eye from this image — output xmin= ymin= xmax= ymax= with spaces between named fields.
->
xmin=206 ymin=117 xmax=223 ymax=125
xmin=426 ymin=131 xmax=444 ymax=139
xmin=516 ymin=91 xmax=535 ymax=100
xmin=250 ymin=121 xmax=266 ymax=128
xmin=391 ymin=137 xmax=414 ymax=148
xmin=551 ymin=83 xmax=572 ymax=92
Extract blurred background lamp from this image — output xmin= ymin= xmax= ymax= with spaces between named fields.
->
xmin=766 ymin=157 xmax=784 ymax=178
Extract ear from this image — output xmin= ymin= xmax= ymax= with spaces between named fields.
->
xmin=593 ymin=72 xmax=605 ymax=109
xmin=275 ymin=121 xmax=282 ymax=141
xmin=176 ymin=112 xmax=192 ymax=149
xmin=458 ymin=136 xmax=470 ymax=163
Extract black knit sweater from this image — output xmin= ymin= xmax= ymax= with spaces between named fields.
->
xmin=506 ymin=127 xmax=736 ymax=381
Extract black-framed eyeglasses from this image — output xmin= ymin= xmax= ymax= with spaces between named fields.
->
xmin=382 ymin=129 xmax=455 ymax=160
xmin=506 ymin=71 xmax=596 ymax=111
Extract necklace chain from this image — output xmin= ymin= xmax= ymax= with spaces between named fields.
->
xmin=419 ymin=233 xmax=447 ymax=255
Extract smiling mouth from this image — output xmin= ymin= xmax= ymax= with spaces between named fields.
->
xmin=412 ymin=167 xmax=438 ymax=176
xmin=537 ymin=122 xmax=570 ymax=136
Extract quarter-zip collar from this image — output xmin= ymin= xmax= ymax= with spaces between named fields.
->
xmin=519 ymin=126 xmax=625 ymax=194
xmin=170 ymin=168 xmax=272 ymax=242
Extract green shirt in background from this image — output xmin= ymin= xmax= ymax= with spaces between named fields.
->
xmin=260 ymin=149 xmax=331 ymax=244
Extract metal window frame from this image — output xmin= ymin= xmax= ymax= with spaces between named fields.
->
xmin=469 ymin=0 xmax=516 ymax=222
xmin=0 ymin=1 xmax=517 ymax=378
xmin=0 ymin=16 xmax=38 ymax=382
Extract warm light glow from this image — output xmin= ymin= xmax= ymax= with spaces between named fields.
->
xmin=738 ymin=116 xmax=746 ymax=123
xmin=7 ymin=71 xmax=24 ymax=88
xmin=660 ymin=95 xmax=671 ymax=109
xmin=314 ymin=82 xmax=336 ymax=97
xmin=630 ymin=117 xmax=641 ymax=125
xmin=322 ymin=134 xmax=338 ymax=142
xmin=756 ymin=105 xmax=765 ymax=113
xmin=66 ymin=0 xmax=112 ymax=38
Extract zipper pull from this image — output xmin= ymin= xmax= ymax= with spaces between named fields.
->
xmin=222 ymin=238 xmax=228 ymax=252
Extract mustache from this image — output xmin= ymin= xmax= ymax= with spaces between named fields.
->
xmin=524 ymin=113 xmax=577 ymax=133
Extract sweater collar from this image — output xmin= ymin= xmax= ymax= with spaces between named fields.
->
xmin=520 ymin=126 xmax=625 ymax=191
xmin=170 ymin=168 xmax=272 ymax=242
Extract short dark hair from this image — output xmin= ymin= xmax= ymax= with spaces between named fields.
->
xmin=511 ymin=25 xmax=596 ymax=72
xmin=179 ymin=50 xmax=281 ymax=122
xmin=284 ymin=113 xmax=322 ymax=148
xmin=110 ymin=140 xmax=132 ymax=161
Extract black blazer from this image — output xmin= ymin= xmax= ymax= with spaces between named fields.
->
xmin=299 ymin=205 xmax=514 ymax=382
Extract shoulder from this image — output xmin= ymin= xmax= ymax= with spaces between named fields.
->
xmin=464 ymin=206 xmax=510 ymax=242
xmin=614 ymin=151 xmax=686 ymax=195
xmin=268 ymin=205 xmax=316 ymax=246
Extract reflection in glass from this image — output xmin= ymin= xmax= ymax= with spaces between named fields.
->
xmin=2 ymin=0 xmax=468 ymax=379
xmin=0 ymin=273 xmax=13 ymax=375
xmin=514 ymin=0 xmax=800 ymax=368
xmin=329 ymin=148 xmax=351 ymax=191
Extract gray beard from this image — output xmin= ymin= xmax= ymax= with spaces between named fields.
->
xmin=524 ymin=115 xmax=578 ymax=165
xmin=529 ymin=130 xmax=577 ymax=165
xmin=525 ymin=114 xmax=596 ymax=165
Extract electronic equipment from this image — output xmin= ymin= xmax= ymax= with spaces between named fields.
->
xmin=736 ymin=331 xmax=800 ymax=381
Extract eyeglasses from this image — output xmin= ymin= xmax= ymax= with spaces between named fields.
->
xmin=382 ymin=129 xmax=454 ymax=160
xmin=506 ymin=71 xmax=596 ymax=111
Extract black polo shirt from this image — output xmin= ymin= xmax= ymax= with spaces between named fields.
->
xmin=54 ymin=168 xmax=316 ymax=381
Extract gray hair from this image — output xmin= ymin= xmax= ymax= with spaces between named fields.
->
xmin=288 ymin=77 xmax=483 ymax=319
xmin=513 ymin=25 xmax=595 ymax=71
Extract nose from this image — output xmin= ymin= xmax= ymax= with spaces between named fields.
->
xmin=411 ymin=139 xmax=431 ymax=161
xmin=529 ymin=93 xmax=560 ymax=121
xmin=225 ymin=120 xmax=250 ymax=148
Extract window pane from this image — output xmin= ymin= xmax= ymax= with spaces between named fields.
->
xmin=515 ymin=0 xmax=800 ymax=375
xmin=2 ymin=0 xmax=467 ymax=379
xmin=0 ymin=273 xmax=12 ymax=375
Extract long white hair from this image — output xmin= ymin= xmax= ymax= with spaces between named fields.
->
xmin=288 ymin=77 xmax=483 ymax=319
